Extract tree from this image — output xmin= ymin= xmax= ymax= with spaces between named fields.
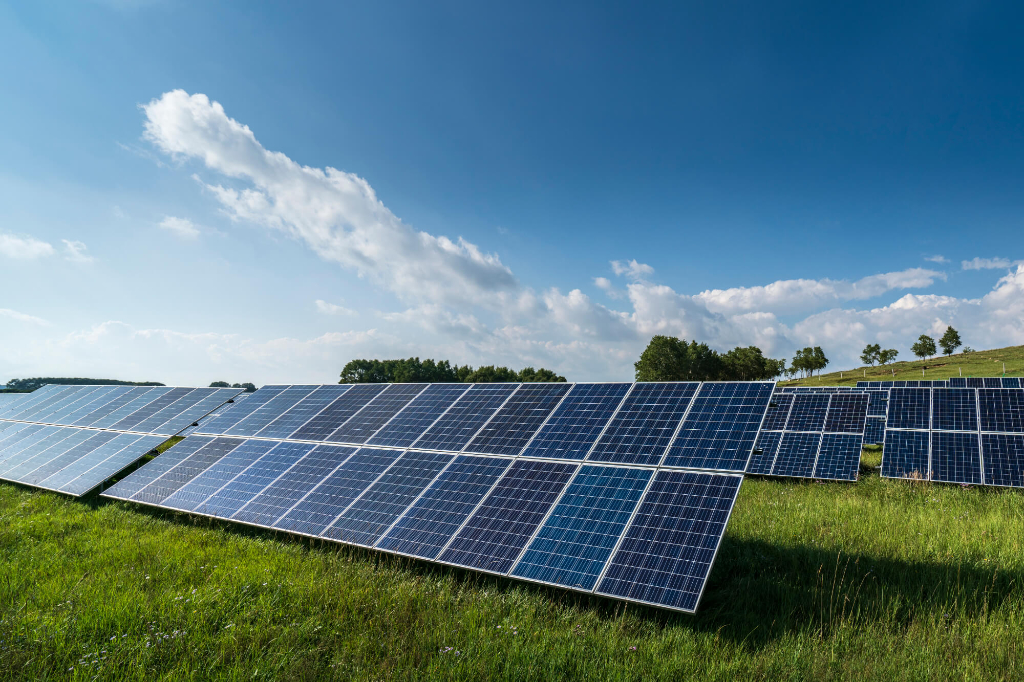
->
xmin=634 ymin=336 xmax=690 ymax=381
xmin=232 ymin=382 xmax=257 ymax=392
xmin=939 ymin=326 xmax=962 ymax=356
xmin=911 ymin=335 xmax=937 ymax=361
xmin=791 ymin=346 xmax=829 ymax=377
xmin=518 ymin=367 xmax=567 ymax=382
xmin=860 ymin=343 xmax=881 ymax=366
xmin=6 ymin=377 xmax=164 ymax=392
xmin=720 ymin=346 xmax=787 ymax=380
xmin=338 ymin=357 xmax=565 ymax=384
xmin=209 ymin=381 xmax=231 ymax=388
xmin=878 ymin=348 xmax=899 ymax=365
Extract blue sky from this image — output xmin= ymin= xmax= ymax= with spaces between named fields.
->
xmin=2 ymin=0 xmax=1023 ymax=385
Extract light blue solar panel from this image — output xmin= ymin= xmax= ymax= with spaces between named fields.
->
xmin=376 ymin=455 xmax=513 ymax=559
xmin=464 ymin=383 xmax=572 ymax=456
xmin=413 ymin=383 xmax=520 ymax=452
xmin=327 ymin=383 xmax=428 ymax=444
xmin=288 ymin=384 xmax=389 ymax=442
xmin=131 ymin=438 xmax=246 ymax=506
xmin=587 ymin=383 xmax=698 ymax=466
xmin=760 ymin=393 xmax=794 ymax=430
xmin=272 ymin=447 xmax=403 ymax=537
xmin=823 ymin=393 xmax=868 ymax=434
xmin=17 ymin=387 xmax=100 ymax=423
xmin=253 ymin=385 xmax=351 ymax=439
xmin=3 ymin=386 xmax=80 ymax=421
xmin=864 ymin=417 xmax=886 ymax=445
xmin=87 ymin=387 xmax=169 ymax=429
xmin=58 ymin=387 xmax=129 ymax=425
xmin=978 ymin=389 xmax=1024 ymax=433
xmin=367 ymin=384 xmax=472 ymax=448
xmin=0 ymin=427 xmax=76 ymax=475
xmin=323 ymin=450 xmax=453 ymax=546
xmin=886 ymin=388 xmax=930 ymax=430
xmin=931 ymin=431 xmax=981 ymax=484
xmin=52 ymin=432 xmax=183 ymax=498
xmin=880 ymin=430 xmax=929 ymax=479
xmin=662 ymin=382 xmax=773 ymax=471
xmin=72 ymin=387 xmax=152 ymax=427
xmin=108 ymin=388 xmax=195 ymax=431
xmin=118 ymin=388 xmax=207 ymax=434
xmin=771 ymin=432 xmax=820 ymax=478
xmin=438 ymin=460 xmax=578 ymax=574
xmin=147 ymin=388 xmax=242 ymax=436
xmin=163 ymin=439 xmax=281 ymax=513
xmin=746 ymin=431 xmax=782 ymax=475
xmin=510 ymin=465 xmax=652 ymax=591
xmin=0 ymin=428 xmax=96 ymax=481
xmin=982 ymin=434 xmax=1024 ymax=487
xmin=519 ymin=383 xmax=631 ymax=460
xmin=0 ymin=424 xmax=47 ymax=461
xmin=58 ymin=435 xmax=166 ymax=496
xmin=195 ymin=441 xmax=316 ymax=518
xmin=23 ymin=387 xmax=106 ymax=424
xmin=784 ymin=394 xmax=830 ymax=431
xmin=196 ymin=385 xmax=289 ymax=434
xmin=596 ymin=471 xmax=741 ymax=613
xmin=814 ymin=434 xmax=862 ymax=480
xmin=222 ymin=386 xmax=320 ymax=437
xmin=227 ymin=444 xmax=355 ymax=525
xmin=932 ymin=389 xmax=978 ymax=431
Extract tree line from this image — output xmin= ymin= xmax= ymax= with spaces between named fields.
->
xmin=3 ymin=377 xmax=165 ymax=393
xmin=861 ymin=325 xmax=966 ymax=366
xmin=209 ymin=381 xmax=257 ymax=392
xmin=634 ymin=336 xmax=795 ymax=381
xmin=339 ymin=358 xmax=566 ymax=384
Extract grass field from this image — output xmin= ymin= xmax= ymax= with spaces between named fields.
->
xmin=782 ymin=343 xmax=1024 ymax=387
xmin=2 ymin=445 xmax=1023 ymax=680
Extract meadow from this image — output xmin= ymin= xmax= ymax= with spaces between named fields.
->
xmin=2 ymin=445 xmax=1023 ymax=680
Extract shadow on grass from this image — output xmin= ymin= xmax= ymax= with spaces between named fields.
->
xmin=77 ymin=490 xmax=1020 ymax=650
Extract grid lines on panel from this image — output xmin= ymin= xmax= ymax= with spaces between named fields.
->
xmin=464 ymin=383 xmax=572 ymax=456
xmin=587 ymin=383 xmax=698 ymax=466
xmin=519 ymin=383 xmax=631 ymax=460
xmin=413 ymin=384 xmax=520 ymax=452
xmin=366 ymin=384 xmax=472 ymax=448
xmin=327 ymin=384 xmax=428 ymax=445
xmin=288 ymin=385 xmax=389 ymax=442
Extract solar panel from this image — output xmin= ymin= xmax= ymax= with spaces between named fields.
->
xmin=413 ymin=383 xmax=519 ymax=452
xmin=519 ymin=383 xmax=631 ymax=460
xmin=1002 ymin=378 xmax=1022 ymax=389
xmin=931 ymin=431 xmax=981 ymax=484
xmin=464 ymin=383 xmax=572 ymax=456
xmin=218 ymin=386 xmax=320 ymax=437
xmin=327 ymin=384 xmax=428 ymax=444
xmin=982 ymin=434 xmax=1024 ymax=487
xmin=886 ymin=388 xmax=930 ymax=430
xmin=162 ymin=439 xmax=282 ymax=512
xmin=785 ymin=394 xmax=830 ymax=431
xmin=747 ymin=431 xmax=782 ymax=474
xmin=772 ymin=432 xmax=821 ymax=477
xmin=367 ymin=384 xmax=472 ymax=448
xmin=880 ymin=430 xmax=930 ymax=479
xmin=978 ymin=389 xmax=1024 ymax=433
xmin=948 ymin=377 xmax=967 ymax=388
xmin=197 ymin=386 xmax=289 ymax=434
xmin=587 ymin=383 xmax=698 ymax=466
xmin=864 ymin=417 xmax=886 ymax=445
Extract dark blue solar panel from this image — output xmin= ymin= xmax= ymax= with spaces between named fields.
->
xmin=438 ymin=460 xmax=577 ymax=574
xmin=519 ymin=383 xmax=631 ymax=460
xmin=251 ymin=386 xmax=350 ymax=439
xmin=746 ymin=431 xmax=782 ymax=474
xmin=1002 ymin=378 xmax=1022 ymax=389
xmin=131 ymin=438 xmax=245 ymax=506
xmin=931 ymin=389 xmax=978 ymax=431
xmin=102 ymin=436 xmax=213 ymax=500
xmin=881 ymin=430 xmax=929 ymax=479
xmin=162 ymin=439 xmax=280 ymax=513
xmin=814 ymin=434 xmax=862 ymax=480
xmin=323 ymin=450 xmax=453 ymax=546
xmin=231 ymin=443 xmax=353 ymax=527
xmin=327 ymin=384 xmax=428 ymax=444
xmin=965 ymin=378 xmax=985 ymax=388
xmin=288 ymin=384 xmax=389 ymax=442
xmin=931 ymin=431 xmax=981 ymax=484
xmin=197 ymin=386 xmax=288 ymax=434
xmin=223 ymin=386 xmax=319 ymax=437
xmin=19 ymin=431 xmax=120 ymax=485
xmin=823 ymin=393 xmax=869 ymax=434
xmin=864 ymin=417 xmax=886 ymax=445
xmin=662 ymin=382 xmax=774 ymax=471
xmin=886 ymin=388 xmax=930 ymax=430
xmin=273 ymin=447 xmax=403 ymax=536
xmin=596 ymin=471 xmax=741 ymax=613
xmin=978 ymin=389 xmax=1024 ymax=433
xmin=587 ymin=383 xmax=698 ymax=466
xmin=510 ymin=465 xmax=652 ymax=590
xmin=771 ymin=432 xmax=820 ymax=478
xmin=948 ymin=377 xmax=967 ymax=388
xmin=784 ymin=394 xmax=830 ymax=431
xmin=464 ymin=383 xmax=572 ymax=456
xmin=413 ymin=383 xmax=519 ymax=452
xmin=375 ymin=455 xmax=513 ymax=559
xmin=983 ymin=378 xmax=1002 ymax=388
xmin=982 ymin=434 xmax=1024 ymax=487
xmin=866 ymin=390 xmax=889 ymax=417
xmin=760 ymin=394 xmax=793 ymax=430
xmin=366 ymin=384 xmax=471 ymax=448
xmin=197 ymin=442 xmax=316 ymax=518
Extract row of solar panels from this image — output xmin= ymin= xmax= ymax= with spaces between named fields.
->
xmin=0 ymin=384 xmax=243 ymax=437
xmin=856 ymin=378 xmax=1023 ymax=388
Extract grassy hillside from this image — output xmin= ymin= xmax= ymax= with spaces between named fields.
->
xmin=781 ymin=343 xmax=1024 ymax=387
xmin=3 ymin=455 xmax=1024 ymax=680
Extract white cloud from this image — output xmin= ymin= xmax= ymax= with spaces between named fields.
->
xmin=142 ymin=90 xmax=517 ymax=308
xmin=611 ymin=259 xmax=654 ymax=280
xmin=315 ymin=299 xmax=357 ymax=316
xmin=0 ymin=308 xmax=49 ymax=326
xmin=925 ymin=254 xmax=948 ymax=264
xmin=594 ymin=276 xmax=624 ymax=300
xmin=159 ymin=216 xmax=201 ymax=239
xmin=62 ymin=240 xmax=94 ymax=263
xmin=0 ymin=233 xmax=55 ymax=260
xmin=961 ymin=257 xmax=1018 ymax=270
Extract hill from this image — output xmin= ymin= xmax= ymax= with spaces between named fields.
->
xmin=779 ymin=343 xmax=1024 ymax=387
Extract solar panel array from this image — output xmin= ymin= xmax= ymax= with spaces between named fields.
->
xmin=0 ymin=393 xmax=27 ymax=411
xmin=948 ymin=377 xmax=1022 ymax=389
xmin=747 ymin=391 xmax=869 ymax=481
xmin=856 ymin=380 xmax=950 ymax=388
xmin=103 ymin=381 xmax=775 ymax=613
xmin=0 ymin=385 xmax=242 ymax=496
xmin=881 ymin=387 xmax=1024 ymax=487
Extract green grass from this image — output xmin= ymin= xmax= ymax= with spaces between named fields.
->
xmin=782 ymin=343 xmax=1024 ymax=387
xmin=3 ymin=458 xmax=1024 ymax=680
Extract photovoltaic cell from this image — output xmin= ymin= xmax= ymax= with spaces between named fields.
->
xmin=0 ymin=428 xmax=96 ymax=481
xmin=519 ymin=383 xmax=631 ymax=460
xmin=823 ymin=393 xmax=868 ymax=434
xmin=108 ymin=388 xmax=195 ymax=431
xmin=511 ymin=465 xmax=652 ymax=590
xmin=19 ymin=431 xmax=120 ymax=485
xmin=948 ymin=377 xmax=967 ymax=388
xmin=931 ymin=431 xmax=981 ymax=484
xmin=376 ymin=455 xmax=512 ymax=559
xmin=760 ymin=394 xmax=793 ymax=430
xmin=880 ymin=430 xmax=929 ymax=479
xmin=747 ymin=431 xmax=782 ymax=475
xmin=56 ymin=435 xmax=166 ymax=497
xmin=865 ymin=390 xmax=888 ymax=417
xmin=864 ymin=418 xmax=886 ymax=445
xmin=886 ymin=389 xmax=930 ymax=430
xmin=932 ymin=389 xmax=978 ymax=431
xmin=587 ymin=383 xmax=697 ymax=466
xmin=464 ymin=383 xmax=572 ymax=456
xmin=287 ymin=384 xmax=388 ymax=442
xmin=104 ymin=437 xmax=215 ymax=501
xmin=1002 ymin=378 xmax=1021 ymax=389
xmin=327 ymin=383 xmax=428 ymax=444
xmin=413 ymin=384 xmax=519 ymax=452
xmin=130 ymin=438 xmax=245 ymax=506
xmin=596 ymin=471 xmax=741 ymax=613
xmin=978 ymin=389 xmax=1024 ymax=433
xmin=982 ymin=434 xmax=1024 ymax=487
xmin=162 ymin=439 xmax=281 ymax=513
xmin=771 ymin=432 xmax=820 ymax=478
xmin=223 ymin=386 xmax=320 ymax=437
xmin=814 ymin=434 xmax=863 ymax=480
xmin=197 ymin=386 xmax=288 ymax=434
xmin=784 ymin=394 xmax=830 ymax=431
xmin=195 ymin=442 xmax=316 ymax=519
xmin=438 ymin=460 xmax=577 ymax=574
xmin=367 ymin=384 xmax=471 ymax=449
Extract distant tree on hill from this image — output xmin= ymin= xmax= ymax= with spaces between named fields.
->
xmin=634 ymin=337 xmax=784 ymax=381
xmin=878 ymin=348 xmax=899 ymax=365
xmin=634 ymin=336 xmax=691 ymax=381
xmin=791 ymin=347 xmax=829 ymax=377
xmin=861 ymin=343 xmax=881 ymax=366
xmin=209 ymin=381 xmax=230 ymax=387
xmin=939 ymin=326 xmax=962 ymax=356
xmin=911 ymin=335 xmax=937 ymax=361
xmin=339 ymin=358 xmax=565 ymax=383
xmin=5 ymin=377 xmax=164 ymax=392
xmin=210 ymin=381 xmax=257 ymax=392
xmin=720 ymin=346 xmax=787 ymax=380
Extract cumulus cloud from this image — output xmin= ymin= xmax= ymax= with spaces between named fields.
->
xmin=62 ymin=240 xmax=94 ymax=263
xmin=0 ymin=233 xmax=55 ymax=260
xmin=159 ymin=216 xmax=201 ymax=239
xmin=611 ymin=259 xmax=654 ymax=280
xmin=141 ymin=90 xmax=516 ymax=308
xmin=925 ymin=254 xmax=948 ymax=264
xmin=315 ymin=299 xmax=357 ymax=316
xmin=962 ymin=257 xmax=1019 ymax=270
